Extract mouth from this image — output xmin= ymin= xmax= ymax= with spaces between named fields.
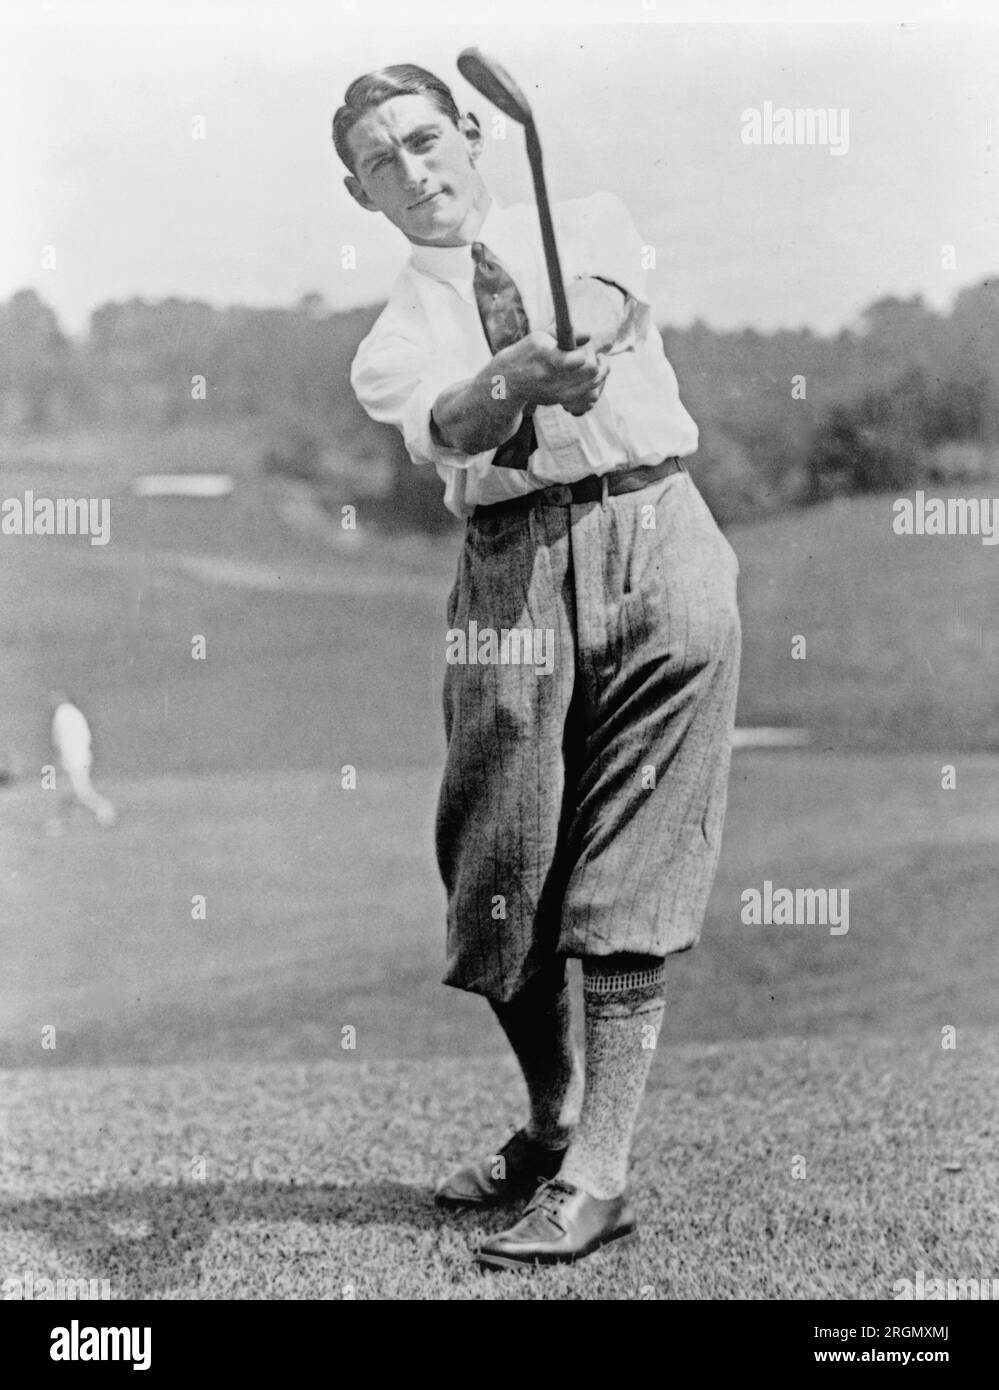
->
xmin=409 ymin=191 xmax=443 ymax=210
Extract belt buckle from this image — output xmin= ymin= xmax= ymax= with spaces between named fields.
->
xmin=543 ymin=484 xmax=571 ymax=506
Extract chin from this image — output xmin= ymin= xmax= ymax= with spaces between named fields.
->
xmin=408 ymin=213 xmax=465 ymax=244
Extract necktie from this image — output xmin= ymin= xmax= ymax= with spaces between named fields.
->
xmin=471 ymin=241 xmax=537 ymax=470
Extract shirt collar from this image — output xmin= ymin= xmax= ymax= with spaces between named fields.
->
xmin=408 ymin=200 xmax=505 ymax=303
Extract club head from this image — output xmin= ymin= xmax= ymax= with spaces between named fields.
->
xmin=457 ymin=47 xmax=533 ymax=126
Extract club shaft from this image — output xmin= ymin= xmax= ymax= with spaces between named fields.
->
xmin=525 ymin=123 xmax=574 ymax=351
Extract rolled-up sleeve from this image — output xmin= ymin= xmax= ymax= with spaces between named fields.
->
xmin=350 ymin=331 xmax=496 ymax=472
xmin=570 ymin=191 xmax=650 ymax=308
xmin=560 ymin=191 xmax=652 ymax=355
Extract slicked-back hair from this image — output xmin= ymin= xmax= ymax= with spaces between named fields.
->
xmin=333 ymin=65 xmax=462 ymax=175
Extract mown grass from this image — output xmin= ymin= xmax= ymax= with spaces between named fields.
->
xmin=2 ymin=1031 xmax=995 ymax=1300
xmin=2 ymin=750 xmax=998 ymax=1068
xmin=3 ymin=445 xmax=998 ymax=1299
xmin=2 ymin=456 xmax=998 ymax=788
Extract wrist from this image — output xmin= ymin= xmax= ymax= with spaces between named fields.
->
xmin=486 ymin=347 xmax=531 ymax=410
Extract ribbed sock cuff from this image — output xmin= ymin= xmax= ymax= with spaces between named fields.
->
xmin=582 ymin=962 xmax=666 ymax=995
xmin=581 ymin=956 xmax=666 ymax=1018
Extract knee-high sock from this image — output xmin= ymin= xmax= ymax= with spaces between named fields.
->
xmin=490 ymin=963 xmax=583 ymax=1149
xmin=558 ymin=956 xmax=666 ymax=1199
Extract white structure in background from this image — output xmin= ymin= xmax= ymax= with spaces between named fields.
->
xmin=49 ymin=694 xmax=116 ymax=829
xmin=132 ymin=474 xmax=234 ymax=498
xmin=732 ymin=727 xmax=811 ymax=749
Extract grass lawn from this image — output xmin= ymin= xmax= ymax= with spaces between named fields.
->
xmin=2 ymin=1030 xmax=995 ymax=1300
xmin=2 ymin=458 xmax=999 ymax=785
xmin=2 ymin=750 xmax=998 ymax=1067
xmin=3 ymin=443 xmax=998 ymax=1299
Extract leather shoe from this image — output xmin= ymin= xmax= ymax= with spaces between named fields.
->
xmin=434 ymin=1128 xmax=568 ymax=1209
xmin=476 ymin=1176 xmax=637 ymax=1268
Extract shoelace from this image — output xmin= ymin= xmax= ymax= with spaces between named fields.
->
xmin=526 ymin=1177 xmax=576 ymax=1222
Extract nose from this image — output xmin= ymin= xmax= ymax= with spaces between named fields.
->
xmin=398 ymin=150 xmax=426 ymax=193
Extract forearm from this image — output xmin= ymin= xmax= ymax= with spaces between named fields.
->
xmin=431 ymin=356 xmax=528 ymax=455
xmin=430 ymin=329 xmax=608 ymax=453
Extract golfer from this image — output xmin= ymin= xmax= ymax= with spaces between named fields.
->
xmin=338 ymin=63 xmax=741 ymax=1269
xmin=48 ymin=693 xmax=116 ymax=830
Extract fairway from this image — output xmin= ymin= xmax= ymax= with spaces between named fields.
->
xmin=3 ymin=456 xmax=998 ymax=1300
xmin=2 ymin=1031 xmax=995 ymax=1300
xmin=3 ymin=460 xmax=999 ymax=785
xmin=2 ymin=749 xmax=998 ymax=1066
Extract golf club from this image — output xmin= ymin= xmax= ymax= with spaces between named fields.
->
xmin=457 ymin=47 xmax=575 ymax=351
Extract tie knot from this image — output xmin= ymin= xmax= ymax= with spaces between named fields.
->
xmin=471 ymin=240 xmax=490 ymax=266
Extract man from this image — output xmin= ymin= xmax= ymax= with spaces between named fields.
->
xmin=337 ymin=64 xmax=741 ymax=1269
xmin=48 ymin=692 xmax=116 ymax=831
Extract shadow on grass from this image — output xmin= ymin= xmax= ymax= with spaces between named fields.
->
xmin=0 ymin=1181 xmax=512 ymax=1298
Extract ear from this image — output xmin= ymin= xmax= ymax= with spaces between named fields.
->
xmin=344 ymin=174 xmax=376 ymax=211
xmin=458 ymin=111 xmax=484 ymax=164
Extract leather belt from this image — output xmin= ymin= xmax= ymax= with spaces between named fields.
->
xmin=471 ymin=457 xmax=685 ymax=522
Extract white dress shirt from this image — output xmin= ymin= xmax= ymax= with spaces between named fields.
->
xmin=350 ymin=192 xmax=699 ymax=519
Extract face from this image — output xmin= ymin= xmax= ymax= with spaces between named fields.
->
xmin=344 ymin=93 xmax=485 ymax=246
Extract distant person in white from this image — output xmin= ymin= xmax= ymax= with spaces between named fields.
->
xmin=48 ymin=693 xmax=116 ymax=829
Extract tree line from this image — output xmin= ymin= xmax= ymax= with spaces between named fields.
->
xmin=2 ymin=279 xmax=997 ymax=532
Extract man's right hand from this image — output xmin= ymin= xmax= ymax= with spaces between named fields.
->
xmin=499 ymin=332 xmax=610 ymax=417
xmin=431 ymin=332 xmax=609 ymax=455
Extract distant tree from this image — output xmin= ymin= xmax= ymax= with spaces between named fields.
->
xmin=296 ymin=292 xmax=327 ymax=320
xmin=804 ymin=405 xmax=868 ymax=501
xmin=859 ymin=294 xmax=939 ymax=366
xmin=0 ymin=289 xmax=71 ymax=428
xmin=3 ymin=271 xmax=998 ymax=529
xmin=690 ymin=427 xmax=772 ymax=525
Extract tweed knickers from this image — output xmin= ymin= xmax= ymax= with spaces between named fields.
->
xmin=435 ymin=467 xmax=741 ymax=1004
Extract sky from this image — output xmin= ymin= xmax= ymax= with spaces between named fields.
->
xmin=3 ymin=0 xmax=997 ymax=337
